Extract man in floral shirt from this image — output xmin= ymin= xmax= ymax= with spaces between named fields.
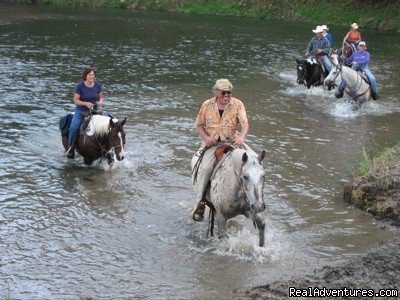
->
xmin=190 ymin=78 xmax=249 ymax=221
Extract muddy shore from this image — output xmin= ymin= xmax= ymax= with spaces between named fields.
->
xmin=243 ymin=170 xmax=400 ymax=299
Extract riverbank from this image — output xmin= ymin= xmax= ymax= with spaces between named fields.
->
xmin=244 ymin=142 xmax=400 ymax=299
xmin=30 ymin=0 xmax=400 ymax=31
xmin=244 ymin=235 xmax=400 ymax=299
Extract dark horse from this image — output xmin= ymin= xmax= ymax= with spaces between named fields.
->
xmin=341 ymin=42 xmax=355 ymax=66
xmin=60 ymin=114 xmax=126 ymax=166
xmin=296 ymin=52 xmax=339 ymax=90
xmin=296 ymin=57 xmax=324 ymax=89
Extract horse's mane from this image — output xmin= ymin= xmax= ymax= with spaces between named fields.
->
xmin=306 ymin=57 xmax=318 ymax=65
xmin=86 ymin=115 xmax=111 ymax=137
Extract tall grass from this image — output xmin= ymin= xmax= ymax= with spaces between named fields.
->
xmin=349 ymin=142 xmax=400 ymax=178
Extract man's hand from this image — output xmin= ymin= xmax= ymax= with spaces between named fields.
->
xmin=234 ymin=136 xmax=245 ymax=148
xmin=204 ymin=136 xmax=216 ymax=148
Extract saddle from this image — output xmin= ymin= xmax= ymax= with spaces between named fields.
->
xmin=210 ymin=144 xmax=234 ymax=181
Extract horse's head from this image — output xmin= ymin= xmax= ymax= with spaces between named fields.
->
xmin=324 ymin=64 xmax=341 ymax=86
xmin=109 ymin=117 xmax=126 ymax=161
xmin=329 ymin=51 xmax=339 ymax=67
xmin=343 ymin=42 xmax=354 ymax=58
xmin=240 ymin=150 xmax=266 ymax=213
xmin=296 ymin=58 xmax=307 ymax=84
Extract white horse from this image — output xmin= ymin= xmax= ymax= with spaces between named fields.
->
xmin=324 ymin=64 xmax=371 ymax=107
xmin=191 ymin=144 xmax=267 ymax=247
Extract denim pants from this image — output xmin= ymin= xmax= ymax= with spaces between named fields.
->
xmin=322 ymin=55 xmax=332 ymax=72
xmin=67 ymin=109 xmax=86 ymax=148
xmin=338 ymin=64 xmax=378 ymax=93
xmin=360 ymin=65 xmax=378 ymax=93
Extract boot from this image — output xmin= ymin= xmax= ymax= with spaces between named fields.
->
xmin=66 ymin=138 xmax=77 ymax=159
xmin=335 ymin=90 xmax=344 ymax=98
xmin=371 ymin=91 xmax=379 ymax=100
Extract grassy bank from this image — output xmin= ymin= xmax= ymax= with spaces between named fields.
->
xmin=33 ymin=0 xmax=400 ymax=31
xmin=344 ymin=142 xmax=400 ymax=223
xmin=350 ymin=141 xmax=400 ymax=178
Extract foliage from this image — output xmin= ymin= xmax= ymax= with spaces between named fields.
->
xmin=33 ymin=0 xmax=400 ymax=31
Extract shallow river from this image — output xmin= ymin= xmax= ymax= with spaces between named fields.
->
xmin=1 ymin=3 xmax=399 ymax=299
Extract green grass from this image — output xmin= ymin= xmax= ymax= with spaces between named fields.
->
xmin=349 ymin=142 xmax=400 ymax=178
xmin=33 ymin=0 xmax=400 ymax=31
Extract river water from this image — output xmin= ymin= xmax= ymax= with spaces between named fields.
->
xmin=1 ymin=3 xmax=399 ymax=299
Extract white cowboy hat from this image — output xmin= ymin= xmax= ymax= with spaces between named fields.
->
xmin=351 ymin=23 xmax=359 ymax=29
xmin=359 ymin=41 xmax=366 ymax=47
xmin=312 ymin=25 xmax=324 ymax=33
xmin=321 ymin=25 xmax=329 ymax=31
xmin=213 ymin=78 xmax=233 ymax=91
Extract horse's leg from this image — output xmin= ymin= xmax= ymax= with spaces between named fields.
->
xmin=244 ymin=211 xmax=266 ymax=247
xmin=216 ymin=215 xmax=228 ymax=240
xmin=83 ymin=158 xmax=93 ymax=165
xmin=254 ymin=214 xmax=266 ymax=247
xmin=106 ymin=151 xmax=114 ymax=165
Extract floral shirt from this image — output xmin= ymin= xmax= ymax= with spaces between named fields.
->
xmin=195 ymin=97 xmax=248 ymax=146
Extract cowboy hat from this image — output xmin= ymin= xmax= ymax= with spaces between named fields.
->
xmin=321 ymin=25 xmax=329 ymax=31
xmin=351 ymin=23 xmax=359 ymax=29
xmin=312 ymin=26 xmax=324 ymax=33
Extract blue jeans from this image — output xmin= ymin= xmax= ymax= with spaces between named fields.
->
xmin=67 ymin=108 xmax=110 ymax=147
xmin=359 ymin=65 xmax=378 ymax=93
xmin=68 ymin=109 xmax=86 ymax=148
xmin=322 ymin=55 xmax=332 ymax=72
xmin=338 ymin=64 xmax=378 ymax=94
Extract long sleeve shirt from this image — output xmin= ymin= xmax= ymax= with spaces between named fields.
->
xmin=345 ymin=50 xmax=370 ymax=67
xmin=306 ymin=37 xmax=330 ymax=56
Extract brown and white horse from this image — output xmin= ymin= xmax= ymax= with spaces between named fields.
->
xmin=62 ymin=115 xmax=126 ymax=166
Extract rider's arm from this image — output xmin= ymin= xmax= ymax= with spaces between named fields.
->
xmin=73 ymin=93 xmax=93 ymax=109
xmin=321 ymin=39 xmax=330 ymax=55
xmin=235 ymin=122 xmax=249 ymax=148
xmin=196 ymin=125 xmax=216 ymax=148
xmin=355 ymin=52 xmax=370 ymax=67
xmin=356 ymin=32 xmax=362 ymax=43
xmin=98 ymin=92 xmax=104 ymax=107
xmin=305 ymin=39 xmax=314 ymax=56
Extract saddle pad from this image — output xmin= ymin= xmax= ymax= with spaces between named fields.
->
xmin=59 ymin=113 xmax=73 ymax=136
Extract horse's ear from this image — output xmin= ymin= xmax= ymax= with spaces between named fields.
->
xmin=109 ymin=118 xmax=115 ymax=127
xmin=296 ymin=58 xmax=300 ymax=63
xmin=259 ymin=150 xmax=266 ymax=163
xmin=242 ymin=152 xmax=248 ymax=164
xmin=120 ymin=117 xmax=126 ymax=127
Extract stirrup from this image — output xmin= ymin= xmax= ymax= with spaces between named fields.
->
xmin=190 ymin=202 xmax=206 ymax=222
xmin=66 ymin=146 xmax=75 ymax=159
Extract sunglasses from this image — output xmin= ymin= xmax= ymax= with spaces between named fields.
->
xmin=221 ymin=91 xmax=232 ymax=95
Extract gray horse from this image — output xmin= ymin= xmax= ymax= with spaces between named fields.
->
xmin=191 ymin=145 xmax=267 ymax=247
xmin=324 ymin=64 xmax=371 ymax=108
